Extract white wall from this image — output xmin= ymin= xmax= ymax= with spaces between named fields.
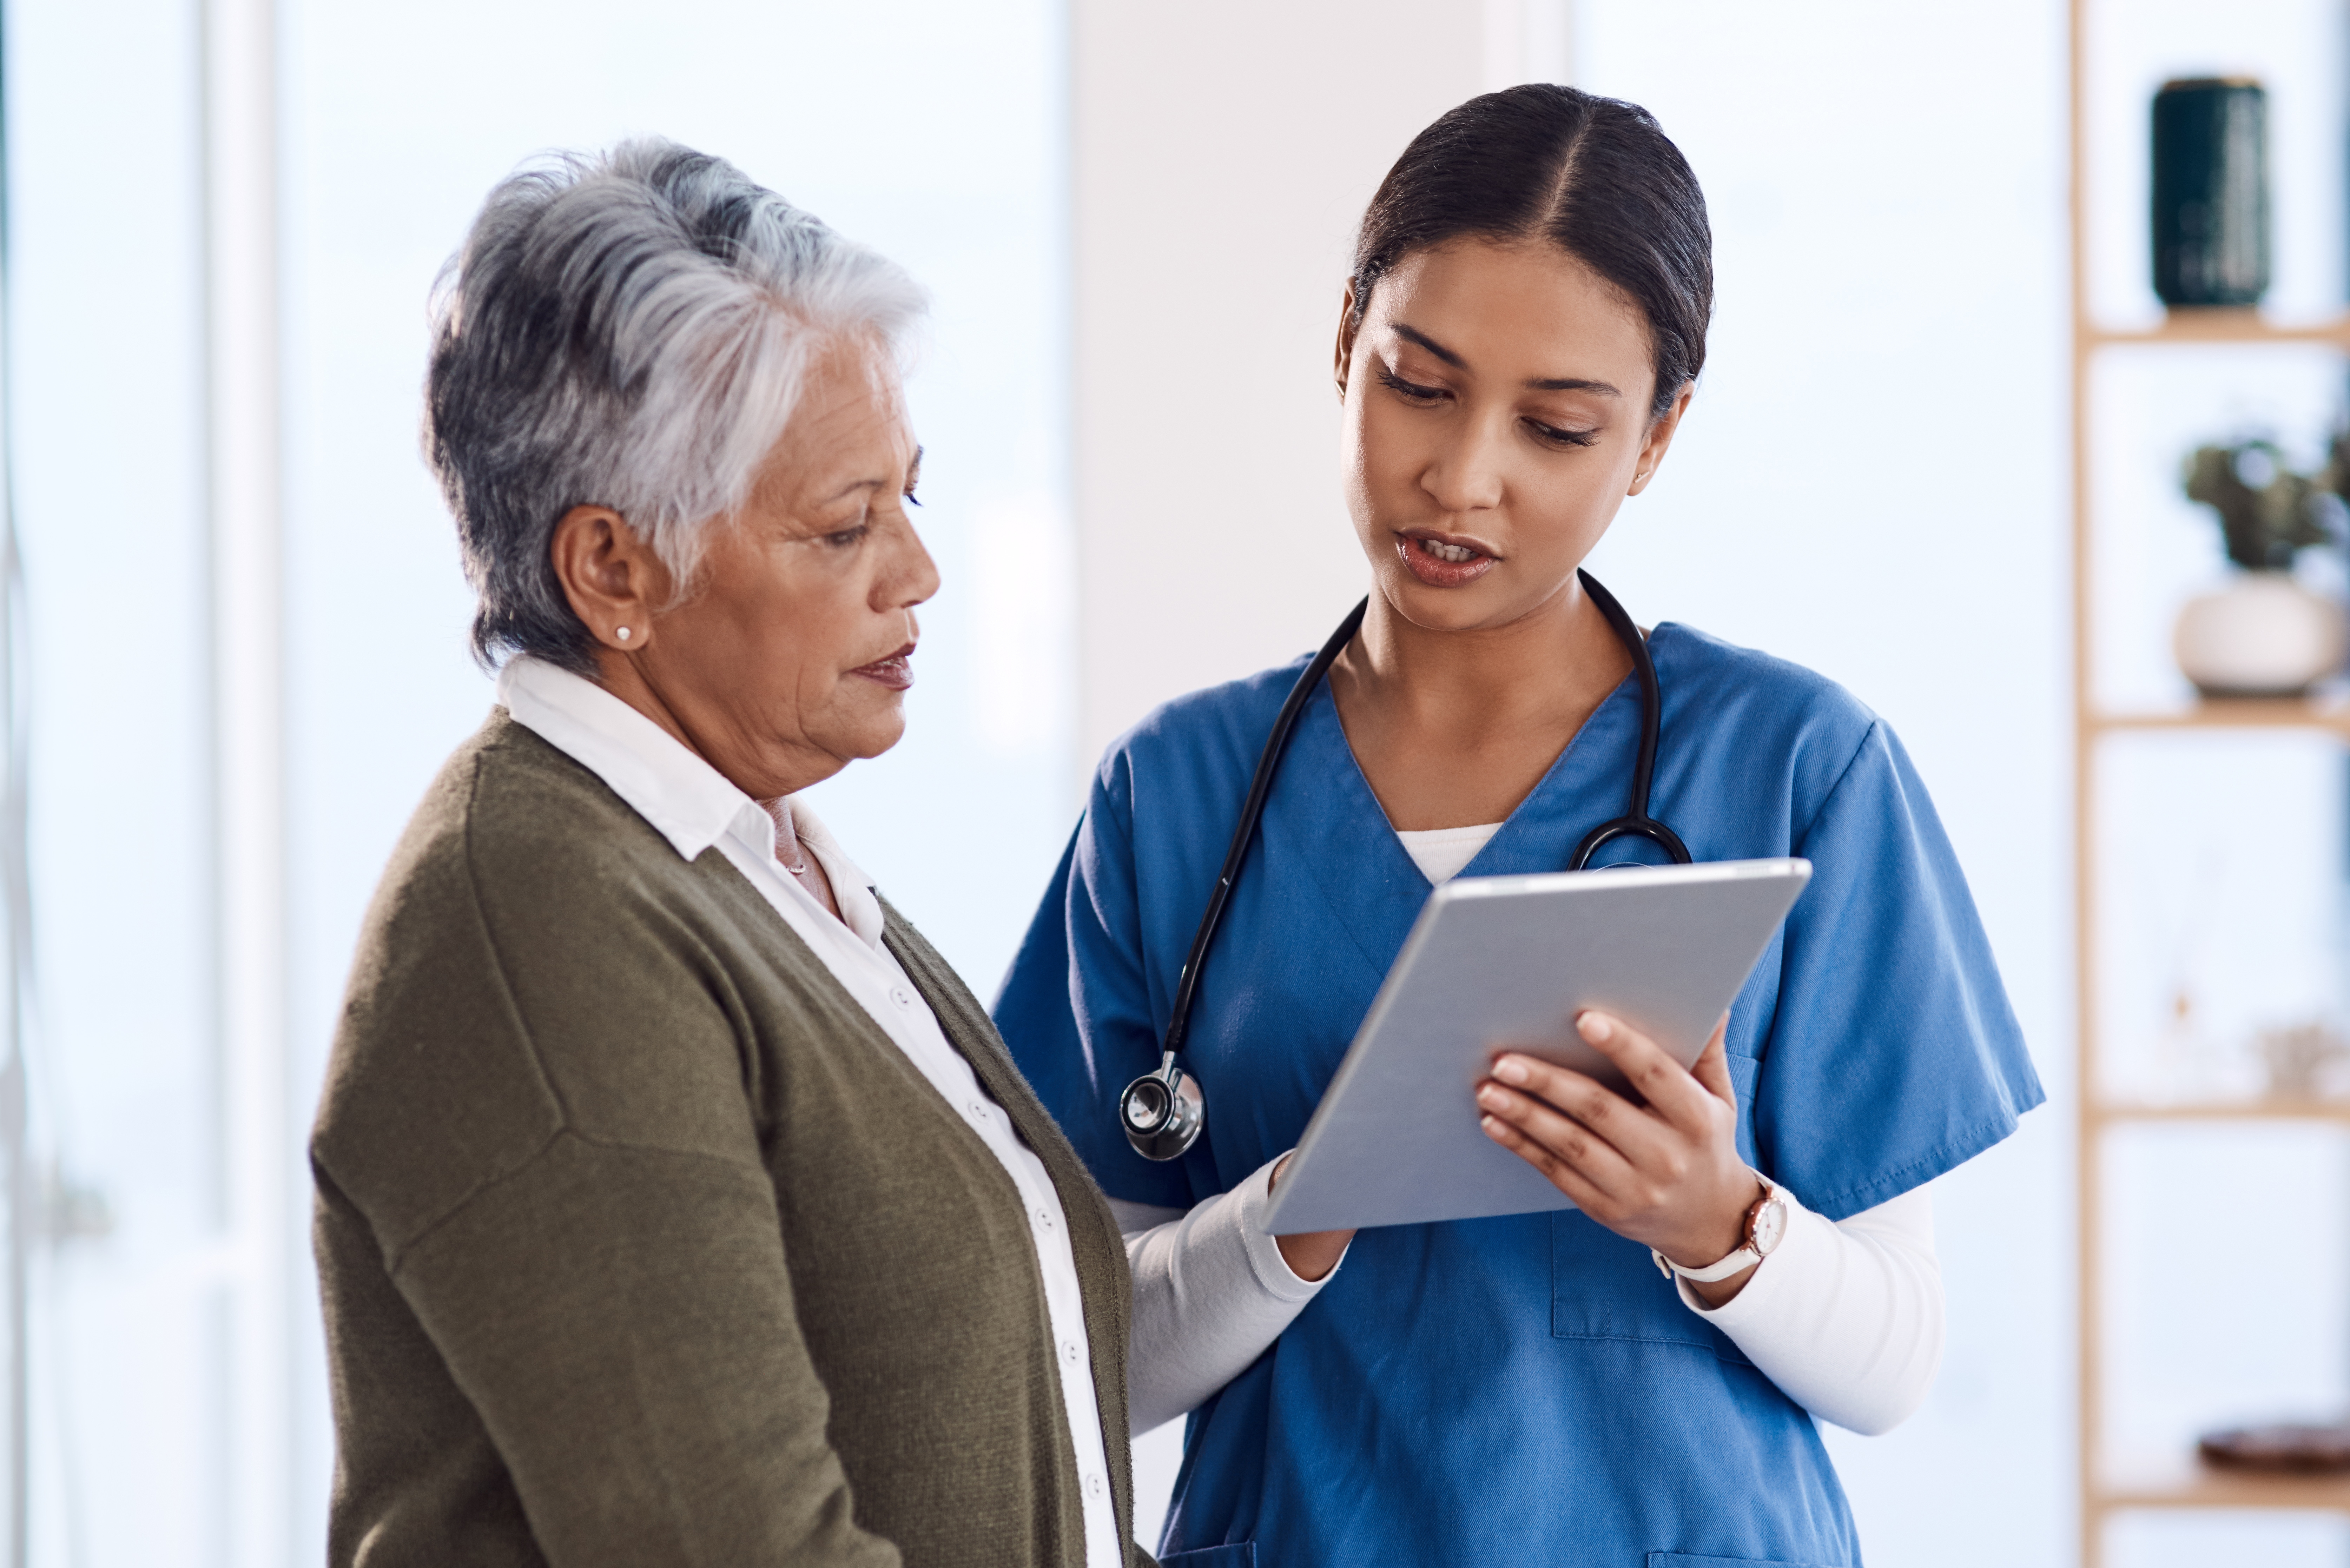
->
xmin=1071 ymin=3 xmax=2077 ymax=1563
xmin=1574 ymin=7 xmax=2073 ymax=1565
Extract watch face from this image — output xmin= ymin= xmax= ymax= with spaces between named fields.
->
xmin=1752 ymin=1196 xmax=1788 ymax=1257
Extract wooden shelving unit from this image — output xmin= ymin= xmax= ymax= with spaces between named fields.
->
xmin=2102 ymin=1466 xmax=2350 ymax=1512
xmin=2071 ymin=7 xmax=2350 ymax=1562
xmin=2087 ymin=310 xmax=2350 ymax=349
xmin=2090 ymin=699 xmax=2350 ymax=735
xmin=2094 ymin=1100 xmax=2350 ymax=1124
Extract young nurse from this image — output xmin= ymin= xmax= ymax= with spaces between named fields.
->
xmin=996 ymin=86 xmax=2041 ymax=1567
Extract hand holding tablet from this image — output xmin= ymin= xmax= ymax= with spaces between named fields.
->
xmin=1478 ymin=1007 xmax=1769 ymax=1305
xmin=1260 ymin=858 xmax=1811 ymax=1236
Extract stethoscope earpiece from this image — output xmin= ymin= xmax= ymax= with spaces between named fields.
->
xmin=1121 ymin=571 xmax=1686 ymax=1165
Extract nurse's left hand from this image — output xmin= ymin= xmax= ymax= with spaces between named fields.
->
xmin=1476 ymin=1011 xmax=1767 ymax=1307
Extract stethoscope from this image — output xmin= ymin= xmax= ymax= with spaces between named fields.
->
xmin=1118 ymin=569 xmax=1692 ymax=1162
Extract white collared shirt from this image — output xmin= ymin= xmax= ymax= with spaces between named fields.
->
xmin=497 ymin=657 xmax=1124 ymax=1567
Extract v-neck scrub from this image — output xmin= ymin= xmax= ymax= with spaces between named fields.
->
xmin=994 ymin=621 xmax=2042 ymax=1568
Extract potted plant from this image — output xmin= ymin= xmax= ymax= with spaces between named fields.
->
xmin=2174 ymin=437 xmax=2348 ymax=697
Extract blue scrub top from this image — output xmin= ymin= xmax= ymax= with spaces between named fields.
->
xmin=995 ymin=622 xmax=2042 ymax=1568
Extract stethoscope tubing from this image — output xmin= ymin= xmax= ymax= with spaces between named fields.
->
xmin=1160 ymin=597 xmax=1368 ymax=1060
xmin=1569 ymin=571 xmax=1692 ymax=869
xmin=1123 ymin=569 xmax=1689 ymax=1160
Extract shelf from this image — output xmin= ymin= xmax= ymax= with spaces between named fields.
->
xmin=2087 ymin=699 xmax=2350 ymax=736
xmin=2083 ymin=310 xmax=2350 ymax=350
xmin=2097 ymin=1460 xmax=2350 ymax=1514
xmin=2065 ymin=12 xmax=2350 ymax=1561
xmin=2092 ymin=1100 xmax=2350 ymax=1125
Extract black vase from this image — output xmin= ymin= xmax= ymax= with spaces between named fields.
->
xmin=2151 ymin=77 xmax=2270 ymax=308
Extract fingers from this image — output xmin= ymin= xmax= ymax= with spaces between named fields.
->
xmin=1486 ymin=1052 xmax=1674 ymax=1166
xmin=1483 ymin=1012 xmax=1749 ymax=1260
xmin=1476 ymin=1070 xmax=1644 ymax=1192
xmin=1573 ymin=1011 xmax=1722 ymax=1135
xmin=1480 ymin=1012 xmax=1742 ymax=1230
xmin=1479 ymin=1107 xmax=1615 ymax=1210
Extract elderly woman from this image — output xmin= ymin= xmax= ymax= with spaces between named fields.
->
xmin=310 ymin=141 xmax=1147 ymax=1568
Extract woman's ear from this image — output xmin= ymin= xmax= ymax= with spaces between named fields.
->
xmin=1333 ymin=279 xmax=1362 ymax=403
xmin=1627 ymin=383 xmax=1696 ymax=497
xmin=549 ymin=505 xmax=670 ymax=652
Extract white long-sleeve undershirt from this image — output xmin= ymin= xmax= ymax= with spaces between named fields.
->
xmin=1676 ymin=1180 xmax=1942 ymax=1436
xmin=1112 ymin=1162 xmax=1942 ymax=1438
xmin=1111 ymin=1157 xmax=1335 ymax=1433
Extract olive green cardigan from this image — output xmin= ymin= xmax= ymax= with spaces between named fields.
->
xmin=311 ymin=713 xmax=1147 ymax=1567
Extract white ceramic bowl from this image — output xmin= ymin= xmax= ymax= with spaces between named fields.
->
xmin=2174 ymin=572 xmax=2349 ymax=697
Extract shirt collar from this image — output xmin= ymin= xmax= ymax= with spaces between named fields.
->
xmin=497 ymin=655 xmax=758 ymax=860
xmin=788 ymin=802 xmax=889 ymax=948
xmin=493 ymin=659 xmax=882 ymax=939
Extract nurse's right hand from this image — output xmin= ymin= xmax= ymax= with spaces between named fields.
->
xmin=1476 ymin=1012 xmax=1767 ymax=1305
xmin=1268 ymin=1153 xmax=1354 ymax=1282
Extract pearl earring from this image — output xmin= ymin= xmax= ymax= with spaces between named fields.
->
xmin=616 ymin=626 xmax=631 ymax=642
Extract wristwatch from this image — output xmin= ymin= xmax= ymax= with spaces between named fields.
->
xmin=1650 ymin=1176 xmax=1786 ymax=1284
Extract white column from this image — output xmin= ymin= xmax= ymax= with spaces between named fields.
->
xmin=1068 ymin=1 xmax=1486 ymax=767
xmin=1483 ymin=0 xmax=1578 ymax=92
xmin=202 ymin=0 xmax=289 ymax=1564
xmin=1068 ymin=4 xmax=1581 ymax=769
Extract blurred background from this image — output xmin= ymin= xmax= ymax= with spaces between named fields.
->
xmin=15 ymin=0 xmax=2350 ymax=1563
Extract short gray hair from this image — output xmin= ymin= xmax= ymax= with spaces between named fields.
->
xmin=424 ymin=138 xmax=927 ymax=673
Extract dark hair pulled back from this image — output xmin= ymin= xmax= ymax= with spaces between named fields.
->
xmin=1350 ymin=85 xmax=1712 ymax=419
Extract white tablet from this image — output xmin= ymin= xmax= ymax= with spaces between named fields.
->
xmin=1258 ymin=857 xmax=1811 ymax=1235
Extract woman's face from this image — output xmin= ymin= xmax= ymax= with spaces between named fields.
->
xmin=1336 ymin=238 xmax=1688 ymax=633
xmin=580 ymin=337 xmax=939 ymax=800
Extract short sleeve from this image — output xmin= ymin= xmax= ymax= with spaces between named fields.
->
xmin=995 ymin=769 xmax=1195 ymax=1208
xmin=1751 ymin=719 xmax=2044 ymax=1220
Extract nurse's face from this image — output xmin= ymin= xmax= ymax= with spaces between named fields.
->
xmin=1335 ymin=238 xmax=1690 ymax=631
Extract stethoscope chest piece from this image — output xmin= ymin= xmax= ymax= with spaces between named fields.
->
xmin=1120 ymin=1053 xmax=1206 ymax=1161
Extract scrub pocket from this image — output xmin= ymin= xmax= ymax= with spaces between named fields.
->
xmin=1160 ymin=1546 xmax=1254 ymax=1568
xmin=1548 ymin=1207 xmax=1751 ymax=1366
xmin=1648 ymin=1556 xmax=1839 ymax=1568
xmin=1550 ymin=1208 xmax=1715 ymax=1346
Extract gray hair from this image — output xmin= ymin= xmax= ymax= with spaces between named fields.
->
xmin=424 ymin=138 xmax=928 ymax=673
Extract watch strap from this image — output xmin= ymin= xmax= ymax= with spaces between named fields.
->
xmin=1651 ymin=1242 xmax=1762 ymax=1283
